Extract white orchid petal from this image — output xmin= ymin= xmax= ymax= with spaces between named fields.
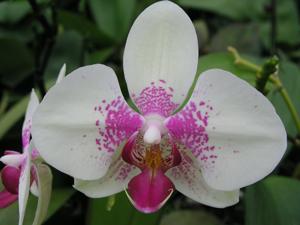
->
xmin=56 ymin=63 xmax=66 ymax=84
xmin=18 ymin=146 xmax=31 ymax=225
xmin=167 ymin=149 xmax=239 ymax=208
xmin=32 ymin=64 xmax=144 ymax=180
xmin=165 ymin=69 xmax=287 ymax=191
xmin=123 ymin=1 xmax=198 ymax=116
xmin=0 ymin=154 xmax=24 ymax=167
xmin=74 ymin=147 xmax=139 ymax=197
xmin=22 ymin=90 xmax=39 ymax=149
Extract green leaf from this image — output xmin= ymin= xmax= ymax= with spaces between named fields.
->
xmin=44 ymin=188 xmax=75 ymax=221
xmin=0 ymin=1 xmax=31 ymax=24
xmin=0 ymin=188 xmax=74 ymax=225
xmin=0 ymin=38 xmax=34 ymax=87
xmin=269 ymin=60 xmax=300 ymax=136
xmin=197 ymin=52 xmax=259 ymax=85
xmin=44 ymin=31 xmax=83 ymax=88
xmin=160 ymin=210 xmax=221 ymax=225
xmin=178 ymin=0 xmax=263 ymax=19
xmin=85 ymin=47 xmax=115 ymax=64
xmin=194 ymin=20 xmax=209 ymax=48
xmin=210 ymin=23 xmax=260 ymax=55
xmin=88 ymin=0 xmax=136 ymax=42
xmin=86 ymin=192 xmax=161 ymax=225
xmin=178 ymin=0 xmax=300 ymax=46
xmin=0 ymin=95 xmax=29 ymax=140
xmin=260 ymin=0 xmax=300 ymax=47
xmin=58 ymin=10 xmax=112 ymax=45
xmin=32 ymin=164 xmax=53 ymax=225
xmin=245 ymin=176 xmax=300 ymax=225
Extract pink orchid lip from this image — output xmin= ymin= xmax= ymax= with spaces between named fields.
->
xmin=122 ymin=133 xmax=182 ymax=213
xmin=1 ymin=166 xmax=21 ymax=195
xmin=0 ymin=190 xmax=18 ymax=208
xmin=126 ymin=169 xmax=174 ymax=213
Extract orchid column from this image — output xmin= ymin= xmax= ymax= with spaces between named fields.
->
xmin=32 ymin=1 xmax=287 ymax=213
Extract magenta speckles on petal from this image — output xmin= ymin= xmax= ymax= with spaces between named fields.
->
xmin=132 ymin=81 xmax=178 ymax=117
xmin=94 ymin=96 xmax=144 ymax=154
xmin=165 ymin=100 xmax=217 ymax=166
xmin=22 ymin=125 xmax=31 ymax=149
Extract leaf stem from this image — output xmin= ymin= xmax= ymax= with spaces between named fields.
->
xmin=227 ymin=46 xmax=262 ymax=73
xmin=228 ymin=46 xmax=300 ymax=134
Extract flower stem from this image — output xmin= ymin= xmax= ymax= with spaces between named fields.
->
xmin=228 ymin=46 xmax=300 ymax=134
xmin=270 ymin=76 xmax=300 ymax=133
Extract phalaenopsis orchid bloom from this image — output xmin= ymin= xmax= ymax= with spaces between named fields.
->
xmin=0 ymin=65 xmax=65 ymax=224
xmin=32 ymin=1 xmax=286 ymax=213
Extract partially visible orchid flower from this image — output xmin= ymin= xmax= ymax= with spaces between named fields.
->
xmin=32 ymin=2 xmax=286 ymax=213
xmin=0 ymin=64 xmax=65 ymax=224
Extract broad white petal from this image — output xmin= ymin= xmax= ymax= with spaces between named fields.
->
xmin=22 ymin=89 xmax=39 ymax=149
xmin=74 ymin=146 xmax=139 ymax=197
xmin=123 ymin=1 xmax=198 ymax=117
xmin=18 ymin=147 xmax=31 ymax=225
xmin=56 ymin=63 xmax=66 ymax=84
xmin=167 ymin=149 xmax=239 ymax=208
xmin=165 ymin=69 xmax=287 ymax=191
xmin=32 ymin=64 xmax=144 ymax=180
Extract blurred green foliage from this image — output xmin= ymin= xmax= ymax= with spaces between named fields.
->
xmin=0 ymin=0 xmax=300 ymax=225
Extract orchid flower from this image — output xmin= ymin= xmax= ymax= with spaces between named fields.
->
xmin=0 ymin=65 xmax=65 ymax=224
xmin=32 ymin=1 xmax=286 ymax=213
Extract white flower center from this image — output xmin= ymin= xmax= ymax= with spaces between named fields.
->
xmin=143 ymin=114 xmax=166 ymax=144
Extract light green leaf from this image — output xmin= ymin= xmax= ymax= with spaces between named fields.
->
xmin=87 ymin=192 xmax=161 ymax=225
xmin=0 ymin=1 xmax=31 ymax=24
xmin=88 ymin=0 xmax=136 ymax=42
xmin=197 ymin=52 xmax=259 ymax=85
xmin=245 ymin=176 xmax=300 ymax=225
xmin=160 ymin=210 xmax=221 ymax=225
xmin=32 ymin=164 xmax=53 ymax=225
xmin=0 ymin=95 xmax=29 ymax=140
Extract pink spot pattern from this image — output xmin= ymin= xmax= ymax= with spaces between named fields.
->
xmin=165 ymin=100 xmax=218 ymax=166
xmin=94 ymin=96 xmax=144 ymax=154
xmin=170 ymin=151 xmax=197 ymax=187
xmin=22 ymin=121 xmax=31 ymax=149
xmin=169 ymin=150 xmax=210 ymax=196
xmin=96 ymin=153 xmax=137 ymax=182
xmin=132 ymin=81 xmax=178 ymax=117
